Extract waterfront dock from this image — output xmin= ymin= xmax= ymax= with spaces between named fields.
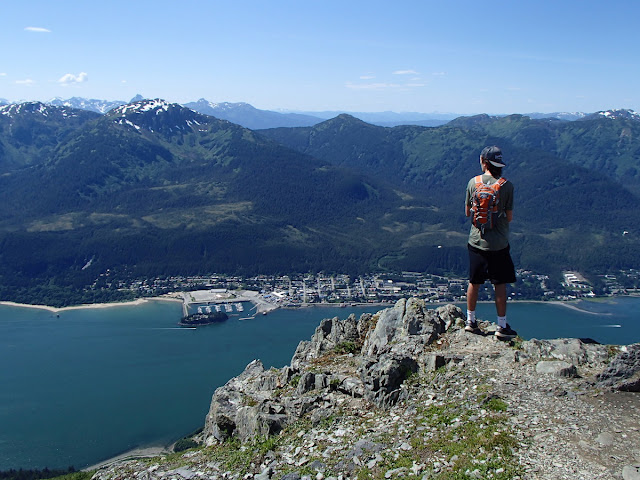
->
xmin=181 ymin=289 xmax=278 ymax=318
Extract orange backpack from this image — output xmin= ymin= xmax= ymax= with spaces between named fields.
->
xmin=471 ymin=175 xmax=507 ymax=233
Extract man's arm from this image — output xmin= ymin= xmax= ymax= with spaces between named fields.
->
xmin=465 ymin=181 xmax=472 ymax=217
xmin=506 ymin=210 xmax=513 ymax=222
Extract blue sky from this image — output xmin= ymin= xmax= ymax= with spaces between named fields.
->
xmin=2 ymin=0 xmax=639 ymax=114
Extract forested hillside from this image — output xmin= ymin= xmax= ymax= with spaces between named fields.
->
xmin=0 ymin=100 xmax=434 ymax=304
xmin=259 ymin=112 xmax=640 ymax=275
xmin=1 ymin=101 xmax=639 ymax=305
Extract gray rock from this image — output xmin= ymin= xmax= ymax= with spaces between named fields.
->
xmin=280 ymin=473 xmax=301 ymax=480
xmin=524 ymin=338 xmax=609 ymax=366
xmin=310 ymin=407 xmax=333 ymax=426
xmin=361 ymin=298 xmax=448 ymax=356
xmin=597 ymin=344 xmax=640 ymax=392
xmin=296 ymin=372 xmax=317 ymax=394
xmin=535 ymin=360 xmax=578 ymax=378
xmin=347 ymin=439 xmax=384 ymax=458
xmin=424 ymin=354 xmax=446 ymax=373
xmin=291 ymin=315 xmax=361 ymax=367
xmin=173 ymin=467 xmax=197 ymax=479
xmin=291 ymin=341 xmax=311 ymax=370
xmin=283 ymin=395 xmax=323 ymax=418
xmin=360 ymin=353 xmax=418 ymax=408
xmin=336 ymin=376 xmax=365 ymax=398
xmin=307 ymin=459 xmax=326 ymax=471
xmin=362 ymin=299 xmax=407 ymax=356
xmin=203 ymin=359 xmax=296 ymax=443
xmin=435 ymin=303 xmax=465 ymax=330
xmin=255 ymin=467 xmax=272 ymax=480
xmin=622 ymin=465 xmax=640 ymax=480
xmin=280 ymin=365 xmax=298 ymax=385
xmin=384 ymin=467 xmax=407 ymax=478
xmin=235 ymin=406 xmax=288 ymax=442
xmin=596 ymin=432 xmax=615 ymax=446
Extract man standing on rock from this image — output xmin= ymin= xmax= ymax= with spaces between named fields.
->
xmin=464 ymin=146 xmax=518 ymax=339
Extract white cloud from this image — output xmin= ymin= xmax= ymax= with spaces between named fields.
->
xmin=25 ymin=27 xmax=51 ymax=33
xmin=346 ymin=82 xmax=401 ymax=90
xmin=0 ymin=73 xmax=7 ymax=77
xmin=344 ymin=81 xmax=427 ymax=91
xmin=360 ymin=75 xmax=376 ymax=80
xmin=58 ymin=72 xmax=88 ymax=85
xmin=16 ymin=79 xmax=35 ymax=86
xmin=393 ymin=70 xmax=419 ymax=75
xmin=432 ymin=72 xmax=446 ymax=76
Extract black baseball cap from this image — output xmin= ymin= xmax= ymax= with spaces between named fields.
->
xmin=481 ymin=146 xmax=506 ymax=168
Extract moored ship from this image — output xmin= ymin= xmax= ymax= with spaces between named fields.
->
xmin=178 ymin=311 xmax=228 ymax=327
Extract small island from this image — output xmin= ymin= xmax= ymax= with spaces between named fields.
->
xmin=178 ymin=311 xmax=228 ymax=327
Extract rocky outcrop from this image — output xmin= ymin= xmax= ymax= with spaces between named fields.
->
xmin=203 ymin=298 xmax=462 ymax=444
xmin=202 ymin=299 xmax=640 ymax=447
xmin=597 ymin=344 xmax=640 ymax=392
xmin=93 ymin=299 xmax=640 ymax=480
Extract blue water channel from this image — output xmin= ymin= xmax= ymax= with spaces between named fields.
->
xmin=0 ymin=297 xmax=638 ymax=470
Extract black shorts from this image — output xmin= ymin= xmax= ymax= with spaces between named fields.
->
xmin=468 ymin=244 xmax=516 ymax=285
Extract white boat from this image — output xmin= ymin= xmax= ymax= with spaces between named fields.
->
xmin=205 ymin=306 xmax=212 ymax=313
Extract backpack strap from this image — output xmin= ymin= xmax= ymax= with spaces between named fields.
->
xmin=493 ymin=177 xmax=507 ymax=191
xmin=475 ymin=175 xmax=507 ymax=189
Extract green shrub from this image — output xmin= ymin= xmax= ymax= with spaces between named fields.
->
xmin=334 ymin=341 xmax=360 ymax=354
xmin=173 ymin=438 xmax=199 ymax=453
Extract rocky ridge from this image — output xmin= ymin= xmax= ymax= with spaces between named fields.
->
xmin=92 ymin=298 xmax=640 ymax=480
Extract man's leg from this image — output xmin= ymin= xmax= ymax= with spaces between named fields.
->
xmin=467 ymin=283 xmax=480 ymax=312
xmin=494 ymin=283 xmax=507 ymax=317
xmin=493 ymin=283 xmax=517 ymax=338
xmin=465 ymin=283 xmax=481 ymax=331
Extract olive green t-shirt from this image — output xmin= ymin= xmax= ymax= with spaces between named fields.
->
xmin=465 ymin=174 xmax=514 ymax=251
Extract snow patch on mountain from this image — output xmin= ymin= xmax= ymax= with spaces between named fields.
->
xmin=109 ymin=99 xmax=207 ymax=134
xmin=113 ymin=98 xmax=172 ymax=116
xmin=0 ymin=101 xmax=82 ymax=118
xmin=191 ymin=98 xmax=251 ymax=112
xmin=49 ymin=97 xmax=126 ymax=114
xmin=596 ymin=109 xmax=640 ymax=120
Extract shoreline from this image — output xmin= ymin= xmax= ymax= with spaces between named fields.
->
xmin=0 ymin=295 xmax=183 ymax=314
xmin=83 ymin=445 xmax=173 ymax=472
xmin=534 ymin=299 xmax=607 ymax=315
xmin=0 ymin=293 xmax=633 ymax=316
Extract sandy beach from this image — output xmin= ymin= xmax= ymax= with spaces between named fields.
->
xmin=520 ymin=298 xmax=612 ymax=315
xmin=0 ymin=295 xmax=183 ymax=314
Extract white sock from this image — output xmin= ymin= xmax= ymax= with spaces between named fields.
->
xmin=497 ymin=316 xmax=507 ymax=328
xmin=467 ymin=310 xmax=476 ymax=324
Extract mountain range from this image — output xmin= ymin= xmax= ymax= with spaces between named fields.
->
xmin=1 ymin=98 xmax=639 ymax=304
xmin=21 ymin=95 xmax=612 ymax=129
